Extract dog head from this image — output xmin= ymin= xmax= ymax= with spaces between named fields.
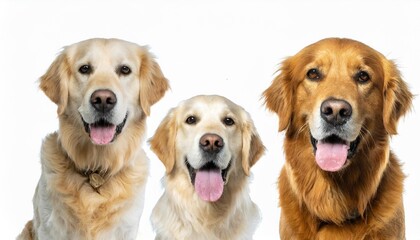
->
xmin=150 ymin=95 xmax=265 ymax=202
xmin=40 ymin=38 xmax=169 ymax=145
xmin=264 ymin=38 xmax=412 ymax=172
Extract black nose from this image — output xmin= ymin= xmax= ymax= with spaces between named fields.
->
xmin=199 ymin=133 xmax=224 ymax=153
xmin=320 ymin=98 xmax=352 ymax=125
xmin=90 ymin=89 xmax=117 ymax=113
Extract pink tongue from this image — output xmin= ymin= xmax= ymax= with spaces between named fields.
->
xmin=194 ymin=169 xmax=224 ymax=202
xmin=315 ymin=142 xmax=349 ymax=172
xmin=90 ymin=125 xmax=116 ymax=145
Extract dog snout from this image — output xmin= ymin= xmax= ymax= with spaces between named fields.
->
xmin=320 ymin=98 xmax=352 ymax=126
xmin=90 ymin=89 xmax=117 ymax=113
xmin=199 ymin=133 xmax=224 ymax=153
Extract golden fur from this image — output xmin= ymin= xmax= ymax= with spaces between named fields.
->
xmin=263 ymin=38 xmax=412 ymax=239
xmin=149 ymin=95 xmax=265 ymax=240
xmin=17 ymin=38 xmax=169 ymax=240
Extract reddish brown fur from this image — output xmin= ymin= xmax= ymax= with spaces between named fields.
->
xmin=263 ymin=38 xmax=412 ymax=239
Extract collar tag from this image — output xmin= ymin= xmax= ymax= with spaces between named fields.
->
xmin=89 ymin=172 xmax=105 ymax=189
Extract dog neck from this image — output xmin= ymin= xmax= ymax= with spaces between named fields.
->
xmin=318 ymin=208 xmax=362 ymax=230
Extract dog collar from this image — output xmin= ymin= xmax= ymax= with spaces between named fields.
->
xmin=64 ymin=152 xmax=108 ymax=192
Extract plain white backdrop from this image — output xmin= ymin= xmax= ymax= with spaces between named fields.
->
xmin=1 ymin=1 xmax=419 ymax=239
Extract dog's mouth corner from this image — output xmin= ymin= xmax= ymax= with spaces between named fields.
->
xmin=186 ymin=160 xmax=231 ymax=202
xmin=310 ymin=134 xmax=360 ymax=172
xmin=82 ymin=114 xmax=128 ymax=145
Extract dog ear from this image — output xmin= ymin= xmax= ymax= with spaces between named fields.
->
xmin=149 ymin=109 xmax=177 ymax=173
xmin=382 ymin=59 xmax=413 ymax=135
xmin=241 ymin=113 xmax=265 ymax=176
xmin=39 ymin=51 xmax=70 ymax=115
xmin=139 ymin=49 xmax=170 ymax=116
xmin=263 ymin=58 xmax=294 ymax=132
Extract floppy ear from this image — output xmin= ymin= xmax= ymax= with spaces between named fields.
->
xmin=149 ymin=109 xmax=177 ymax=173
xmin=241 ymin=113 xmax=265 ymax=176
xmin=139 ymin=49 xmax=170 ymax=116
xmin=39 ymin=51 xmax=70 ymax=115
xmin=263 ymin=58 xmax=294 ymax=132
xmin=382 ymin=59 xmax=413 ymax=135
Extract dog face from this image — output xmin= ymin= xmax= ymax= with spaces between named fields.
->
xmin=264 ymin=38 xmax=412 ymax=172
xmin=40 ymin=38 xmax=169 ymax=145
xmin=150 ymin=95 xmax=265 ymax=202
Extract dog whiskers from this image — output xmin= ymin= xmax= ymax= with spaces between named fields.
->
xmin=360 ymin=125 xmax=375 ymax=149
xmin=297 ymin=122 xmax=309 ymax=135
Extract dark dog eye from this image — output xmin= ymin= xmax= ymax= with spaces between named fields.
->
xmin=79 ymin=64 xmax=92 ymax=74
xmin=185 ymin=116 xmax=197 ymax=125
xmin=306 ymin=68 xmax=322 ymax=81
xmin=118 ymin=65 xmax=131 ymax=75
xmin=223 ymin=117 xmax=235 ymax=126
xmin=356 ymin=70 xmax=370 ymax=83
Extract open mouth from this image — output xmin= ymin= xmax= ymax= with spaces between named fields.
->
xmin=186 ymin=160 xmax=230 ymax=202
xmin=82 ymin=114 xmax=128 ymax=145
xmin=310 ymin=134 xmax=360 ymax=172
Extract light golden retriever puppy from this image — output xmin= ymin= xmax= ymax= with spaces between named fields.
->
xmin=17 ymin=38 xmax=169 ymax=240
xmin=263 ymin=38 xmax=412 ymax=239
xmin=149 ymin=95 xmax=265 ymax=240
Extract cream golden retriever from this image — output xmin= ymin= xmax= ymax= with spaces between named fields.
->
xmin=149 ymin=95 xmax=265 ymax=240
xmin=17 ymin=38 xmax=169 ymax=240
xmin=263 ymin=38 xmax=412 ymax=239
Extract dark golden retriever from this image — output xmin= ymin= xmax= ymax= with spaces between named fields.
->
xmin=263 ymin=38 xmax=412 ymax=239
xmin=18 ymin=38 xmax=169 ymax=240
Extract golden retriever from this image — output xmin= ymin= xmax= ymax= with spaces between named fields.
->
xmin=17 ymin=38 xmax=169 ymax=240
xmin=263 ymin=38 xmax=412 ymax=239
xmin=149 ymin=95 xmax=265 ymax=240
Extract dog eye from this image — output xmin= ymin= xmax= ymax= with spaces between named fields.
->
xmin=118 ymin=65 xmax=131 ymax=75
xmin=185 ymin=116 xmax=197 ymax=125
xmin=79 ymin=64 xmax=92 ymax=74
xmin=223 ymin=117 xmax=235 ymax=126
xmin=306 ymin=68 xmax=322 ymax=81
xmin=356 ymin=70 xmax=370 ymax=83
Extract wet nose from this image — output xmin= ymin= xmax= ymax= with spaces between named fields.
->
xmin=199 ymin=133 xmax=224 ymax=153
xmin=320 ymin=98 xmax=352 ymax=125
xmin=90 ymin=89 xmax=117 ymax=113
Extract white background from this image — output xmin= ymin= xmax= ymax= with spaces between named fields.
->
xmin=1 ymin=1 xmax=419 ymax=239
